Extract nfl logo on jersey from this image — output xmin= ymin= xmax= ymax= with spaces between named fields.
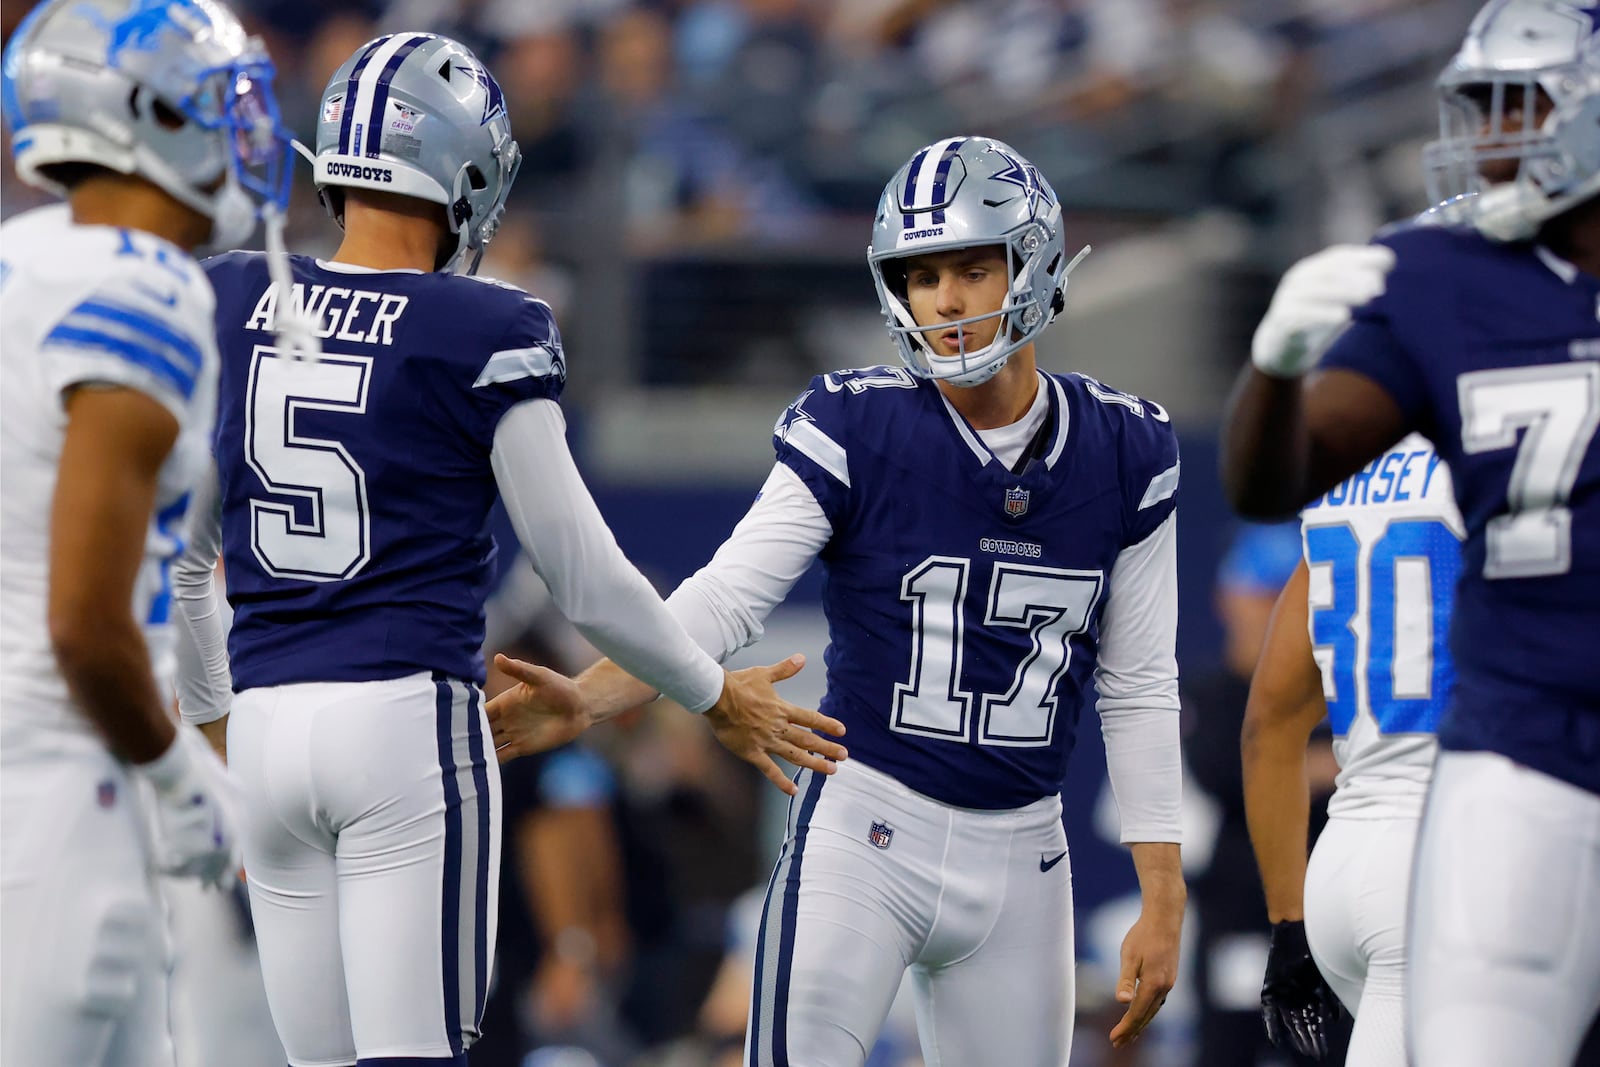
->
xmin=1005 ymin=486 xmax=1030 ymax=518
xmin=869 ymin=820 xmax=894 ymax=850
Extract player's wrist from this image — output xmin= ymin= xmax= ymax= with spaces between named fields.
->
xmin=130 ymin=722 xmax=192 ymax=796
xmin=1250 ymin=340 xmax=1315 ymax=379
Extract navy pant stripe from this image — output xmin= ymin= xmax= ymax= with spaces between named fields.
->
xmin=465 ymin=684 xmax=492 ymax=1032
xmin=746 ymin=833 xmax=789 ymax=1063
xmin=433 ymin=673 xmax=465 ymax=1058
xmin=769 ymin=770 xmax=826 ymax=1065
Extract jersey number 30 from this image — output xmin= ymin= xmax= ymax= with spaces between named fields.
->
xmin=891 ymin=557 xmax=1103 ymax=748
xmin=1305 ymin=519 xmax=1457 ymax=735
xmin=245 ymin=348 xmax=374 ymax=582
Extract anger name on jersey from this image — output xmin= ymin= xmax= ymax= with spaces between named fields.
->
xmin=167 ymin=31 xmax=828 ymax=1067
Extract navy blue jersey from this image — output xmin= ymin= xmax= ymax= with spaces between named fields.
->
xmin=204 ymin=253 xmax=565 ymax=689
xmin=1321 ymin=225 xmax=1600 ymax=794
xmin=775 ymin=366 xmax=1180 ymax=809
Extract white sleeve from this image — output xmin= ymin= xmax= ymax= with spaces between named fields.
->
xmin=172 ymin=458 xmax=232 ymax=725
xmin=490 ymin=399 xmax=726 ymax=712
xmin=1094 ymin=510 xmax=1183 ymax=843
xmin=664 ymin=463 xmax=832 ymax=661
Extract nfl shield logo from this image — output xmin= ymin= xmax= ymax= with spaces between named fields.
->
xmin=1004 ymin=486 xmax=1030 ymax=518
xmin=869 ymin=820 xmax=894 ymax=850
xmin=96 ymin=778 xmax=117 ymax=809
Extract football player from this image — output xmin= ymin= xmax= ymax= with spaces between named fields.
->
xmin=488 ymin=135 xmax=1186 ymax=1065
xmin=1222 ymin=2 xmax=1600 ymax=1063
xmin=1245 ymin=437 xmax=1463 ymax=1065
xmin=0 ymin=1 xmax=291 ymax=1063
xmin=170 ymin=33 xmax=844 ymax=1067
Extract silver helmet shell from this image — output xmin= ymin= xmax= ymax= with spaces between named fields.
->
xmin=1423 ymin=0 xmax=1600 ymax=241
xmin=314 ymin=33 xmax=520 ymax=274
xmin=868 ymin=136 xmax=1082 ymax=388
xmin=2 ymin=0 xmax=291 ymax=248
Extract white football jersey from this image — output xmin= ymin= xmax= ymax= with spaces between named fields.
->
xmin=0 ymin=206 xmax=219 ymax=741
xmin=1300 ymin=433 xmax=1464 ymax=819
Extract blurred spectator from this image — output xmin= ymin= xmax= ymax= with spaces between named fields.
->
xmin=1182 ymin=522 xmax=1351 ymax=1067
xmin=478 ymin=739 xmax=637 ymax=1067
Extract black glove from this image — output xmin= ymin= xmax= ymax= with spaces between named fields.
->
xmin=1261 ymin=919 xmax=1344 ymax=1060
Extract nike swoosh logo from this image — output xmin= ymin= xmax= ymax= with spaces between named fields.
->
xmin=1040 ymin=851 xmax=1067 ymax=872
xmin=130 ymin=283 xmax=179 ymax=307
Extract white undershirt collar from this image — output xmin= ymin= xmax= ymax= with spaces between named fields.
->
xmin=315 ymin=259 xmax=426 ymax=275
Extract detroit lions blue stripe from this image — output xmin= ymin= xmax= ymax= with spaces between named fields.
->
xmin=66 ymin=299 xmax=202 ymax=371
xmin=365 ymin=35 xmax=430 ymax=157
xmin=43 ymin=325 xmax=196 ymax=398
xmin=930 ymin=137 xmax=967 ymax=225
xmin=338 ymin=37 xmax=387 ymax=154
xmin=771 ymin=769 xmax=825 ymax=1063
xmin=901 ymin=145 xmax=932 ymax=229
xmin=434 ymin=673 xmax=466 ymax=1058
xmin=465 ymin=684 xmax=492 ymax=1033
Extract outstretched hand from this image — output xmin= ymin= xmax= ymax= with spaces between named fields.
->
xmin=486 ymin=653 xmax=592 ymax=762
xmin=704 ymin=654 xmax=847 ymax=796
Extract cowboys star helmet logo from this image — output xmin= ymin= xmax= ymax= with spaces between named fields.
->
xmin=455 ymin=63 xmax=506 ymax=126
xmin=989 ymin=150 xmax=1055 ymax=218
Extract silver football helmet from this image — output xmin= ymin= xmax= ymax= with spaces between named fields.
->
xmin=868 ymin=136 xmax=1087 ymax=388
xmin=1424 ymin=0 xmax=1600 ymax=241
xmin=313 ymin=33 xmax=520 ymax=275
xmin=2 ymin=0 xmax=292 ymax=249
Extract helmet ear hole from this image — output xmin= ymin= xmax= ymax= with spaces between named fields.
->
xmin=465 ymin=165 xmax=487 ymax=191
xmin=127 ymin=88 xmax=186 ymax=130
xmin=151 ymin=98 xmax=186 ymax=130
xmin=438 ymin=59 xmax=451 ymax=80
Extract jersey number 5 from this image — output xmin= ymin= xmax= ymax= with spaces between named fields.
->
xmin=891 ymin=557 xmax=1103 ymax=748
xmin=1459 ymin=363 xmax=1600 ymax=579
xmin=245 ymin=348 xmax=374 ymax=582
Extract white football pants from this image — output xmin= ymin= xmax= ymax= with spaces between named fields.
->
xmin=746 ymin=759 xmax=1074 ymax=1067
xmin=0 ymin=732 xmax=175 ymax=1067
xmin=1303 ymin=814 xmax=1416 ymax=1067
xmin=230 ymin=672 xmax=501 ymax=1066
xmin=1408 ymin=750 xmax=1600 ymax=1067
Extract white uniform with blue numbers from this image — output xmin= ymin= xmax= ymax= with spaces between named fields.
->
xmin=659 ymin=366 xmax=1184 ymax=1067
xmin=0 ymin=206 xmax=218 ymax=1067
xmin=1299 ymin=433 xmax=1463 ymax=1067
xmin=1303 ymin=433 xmax=1463 ymax=821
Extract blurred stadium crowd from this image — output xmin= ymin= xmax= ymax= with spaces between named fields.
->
xmin=0 ymin=1 xmax=1487 ymax=1065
